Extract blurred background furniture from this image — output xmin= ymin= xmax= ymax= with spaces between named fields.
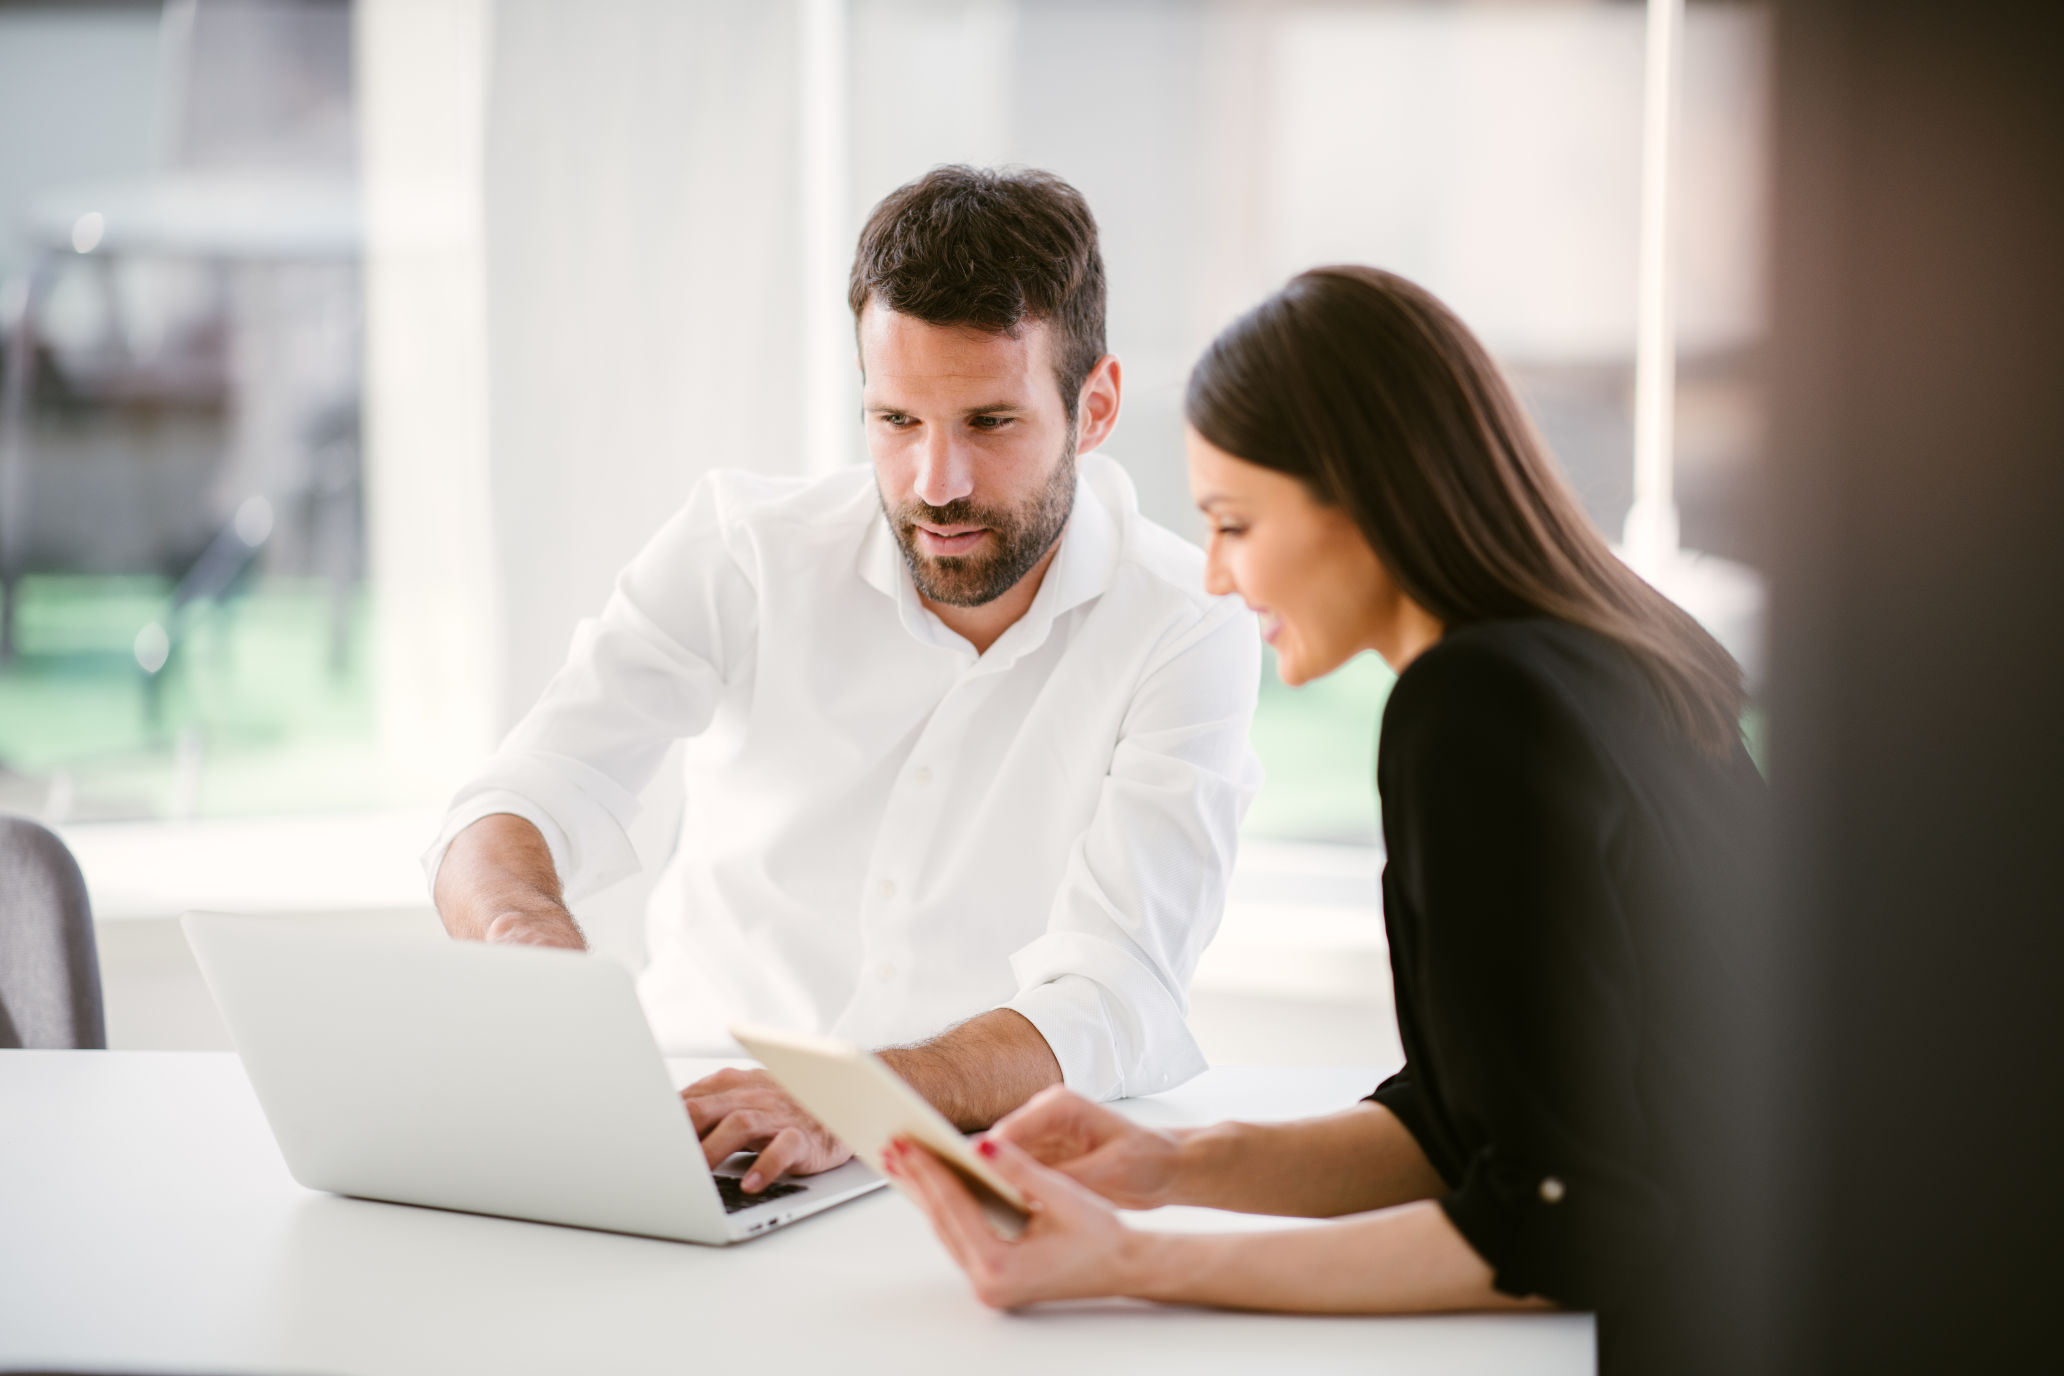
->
xmin=0 ymin=0 xmax=361 ymax=687
xmin=0 ymin=813 xmax=104 ymax=1048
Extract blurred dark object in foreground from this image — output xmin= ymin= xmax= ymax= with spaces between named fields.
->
xmin=1690 ymin=1 xmax=2064 ymax=1370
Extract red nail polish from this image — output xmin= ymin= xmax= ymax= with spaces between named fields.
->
xmin=976 ymin=1138 xmax=998 ymax=1158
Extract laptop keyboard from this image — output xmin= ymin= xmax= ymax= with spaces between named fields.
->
xmin=714 ymin=1173 xmax=807 ymax=1214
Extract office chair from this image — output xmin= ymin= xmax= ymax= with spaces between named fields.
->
xmin=0 ymin=815 xmax=105 ymax=1049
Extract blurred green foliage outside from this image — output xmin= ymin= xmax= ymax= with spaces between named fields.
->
xmin=0 ymin=575 xmax=396 ymax=820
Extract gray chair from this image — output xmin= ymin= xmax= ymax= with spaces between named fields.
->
xmin=0 ymin=815 xmax=105 ymax=1049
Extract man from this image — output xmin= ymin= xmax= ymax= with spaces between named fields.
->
xmin=426 ymin=166 xmax=1260 ymax=1193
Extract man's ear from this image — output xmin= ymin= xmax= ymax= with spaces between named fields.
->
xmin=1075 ymin=354 xmax=1123 ymax=455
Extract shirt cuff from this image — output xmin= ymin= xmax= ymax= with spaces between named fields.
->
xmin=1006 ymin=932 xmax=1208 ymax=1100
xmin=420 ymin=791 xmax=577 ymax=898
xmin=422 ymin=749 xmax=647 ymax=903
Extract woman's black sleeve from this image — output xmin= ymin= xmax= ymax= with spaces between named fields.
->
xmin=1366 ymin=1067 xmax=1440 ymax=1169
xmin=1379 ymin=645 xmax=1673 ymax=1310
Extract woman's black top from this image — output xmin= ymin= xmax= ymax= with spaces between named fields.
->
xmin=1366 ymin=619 xmax=1767 ymax=1367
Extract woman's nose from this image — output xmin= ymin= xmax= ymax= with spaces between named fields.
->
xmin=1202 ymin=540 xmax=1236 ymax=597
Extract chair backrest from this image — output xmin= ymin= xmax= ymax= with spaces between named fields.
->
xmin=0 ymin=815 xmax=105 ymax=1049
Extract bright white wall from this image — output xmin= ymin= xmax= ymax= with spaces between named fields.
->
xmin=482 ymin=0 xmax=807 ymax=725
xmin=360 ymin=0 xmax=502 ymax=792
xmin=360 ymin=0 xmax=811 ymax=805
xmin=1267 ymin=4 xmax=1768 ymax=363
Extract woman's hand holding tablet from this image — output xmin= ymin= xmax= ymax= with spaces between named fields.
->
xmin=728 ymin=1023 xmax=1029 ymax=1238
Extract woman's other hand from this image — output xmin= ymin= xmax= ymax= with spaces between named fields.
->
xmin=984 ymin=1084 xmax=1187 ymax=1209
xmin=883 ymin=1134 xmax=1162 ymax=1309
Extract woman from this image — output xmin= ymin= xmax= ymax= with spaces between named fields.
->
xmin=882 ymin=266 xmax=1768 ymax=1369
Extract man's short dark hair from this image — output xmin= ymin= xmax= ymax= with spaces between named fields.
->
xmin=848 ymin=165 xmax=1107 ymax=420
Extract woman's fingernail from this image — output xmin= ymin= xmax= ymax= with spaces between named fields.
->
xmin=976 ymin=1138 xmax=998 ymax=1159
xmin=742 ymin=1173 xmax=761 ymax=1191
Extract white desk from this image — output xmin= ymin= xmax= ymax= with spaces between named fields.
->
xmin=0 ymin=1052 xmax=1594 ymax=1374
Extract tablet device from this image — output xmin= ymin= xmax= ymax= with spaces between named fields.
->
xmin=730 ymin=1023 xmax=1028 ymax=1238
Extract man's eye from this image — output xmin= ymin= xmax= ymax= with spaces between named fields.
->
xmin=970 ymin=415 xmax=1012 ymax=430
xmin=881 ymin=413 xmax=913 ymax=428
xmin=1214 ymin=525 xmax=1246 ymax=538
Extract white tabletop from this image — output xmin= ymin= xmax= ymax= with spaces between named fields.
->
xmin=0 ymin=1052 xmax=1593 ymax=1375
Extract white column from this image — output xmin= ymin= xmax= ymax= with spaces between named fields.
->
xmin=799 ymin=0 xmax=854 ymax=475
xmin=1622 ymin=0 xmax=1684 ymax=572
xmin=357 ymin=0 xmax=501 ymax=794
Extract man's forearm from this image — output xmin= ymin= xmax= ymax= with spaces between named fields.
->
xmin=1170 ymin=1102 xmax=1447 ymax=1217
xmin=433 ymin=813 xmax=585 ymax=947
xmin=880 ymin=1008 xmax=1063 ymax=1131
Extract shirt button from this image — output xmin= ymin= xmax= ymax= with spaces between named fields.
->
xmin=1539 ymin=1177 xmax=1566 ymax=1204
xmin=911 ymin=766 xmax=932 ymax=786
xmin=874 ymin=962 xmax=897 ymax=982
xmin=877 ymin=879 xmax=897 ymax=900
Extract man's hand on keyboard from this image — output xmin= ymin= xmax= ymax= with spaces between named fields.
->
xmin=682 ymin=1067 xmax=852 ymax=1192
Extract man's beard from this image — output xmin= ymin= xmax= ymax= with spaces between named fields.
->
xmin=881 ymin=431 xmax=1078 ymax=608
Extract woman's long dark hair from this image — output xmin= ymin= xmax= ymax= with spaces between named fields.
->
xmin=1187 ymin=265 xmax=1744 ymax=756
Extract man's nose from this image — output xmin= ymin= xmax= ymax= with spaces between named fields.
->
xmin=913 ymin=429 xmax=975 ymax=509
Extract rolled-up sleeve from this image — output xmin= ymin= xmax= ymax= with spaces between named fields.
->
xmin=1367 ymin=1065 xmax=1439 ymax=1155
xmin=422 ymin=478 xmax=758 ymax=900
xmin=1005 ymin=595 xmax=1262 ymax=1100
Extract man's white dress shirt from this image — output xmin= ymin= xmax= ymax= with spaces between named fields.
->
xmin=425 ymin=452 xmax=1261 ymax=1099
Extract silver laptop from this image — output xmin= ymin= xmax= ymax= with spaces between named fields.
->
xmin=183 ymin=912 xmax=884 ymax=1244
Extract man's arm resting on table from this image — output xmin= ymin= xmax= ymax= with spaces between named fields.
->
xmin=433 ymin=813 xmax=587 ymax=949
xmin=683 ymin=1007 xmax=1062 ymax=1190
xmin=880 ymin=1007 xmax=1061 ymax=1132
